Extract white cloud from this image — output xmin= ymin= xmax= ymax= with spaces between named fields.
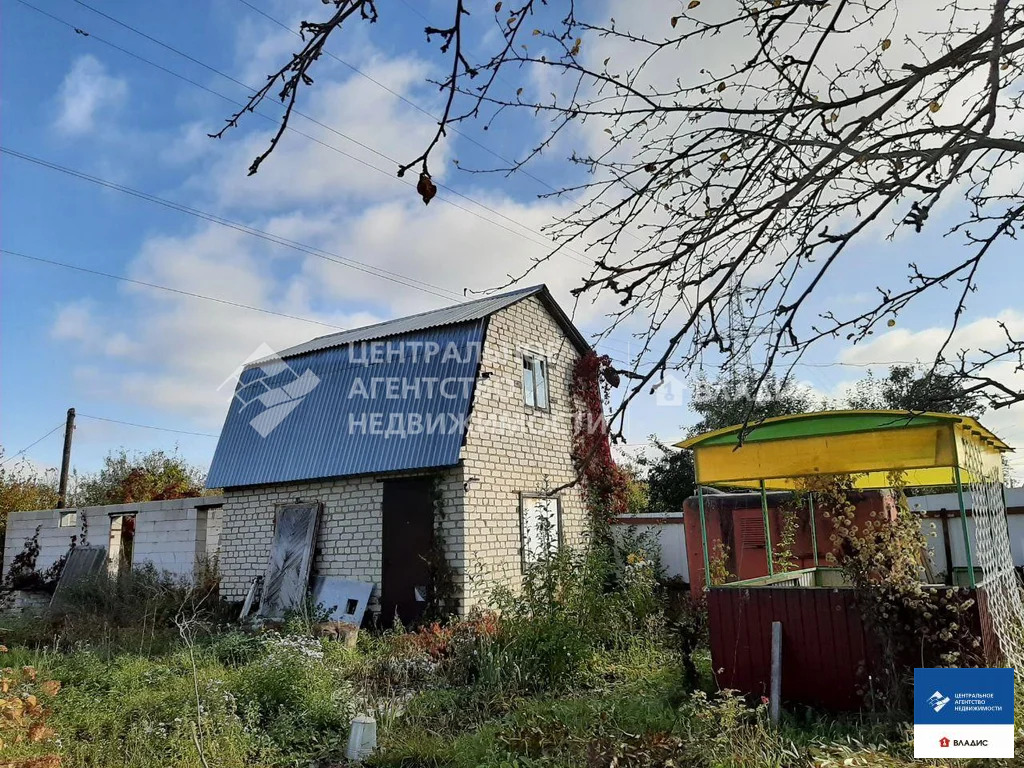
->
xmin=54 ymin=55 xmax=128 ymax=136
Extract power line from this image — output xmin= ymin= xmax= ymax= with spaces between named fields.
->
xmin=31 ymin=0 xmax=594 ymax=269
xmin=1 ymin=146 xmax=458 ymax=301
xmin=1 ymin=147 xmax=631 ymax=359
xmin=1 ymin=423 xmax=66 ymax=466
xmin=1 ymin=248 xmax=346 ymax=331
xmin=78 ymin=413 xmax=219 ymax=438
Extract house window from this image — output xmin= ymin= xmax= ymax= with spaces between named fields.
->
xmin=521 ymin=494 xmax=561 ymax=565
xmin=58 ymin=511 xmax=78 ymax=528
xmin=522 ymin=354 xmax=549 ymax=409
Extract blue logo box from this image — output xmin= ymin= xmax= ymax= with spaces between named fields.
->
xmin=914 ymin=668 xmax=1014 ymax=725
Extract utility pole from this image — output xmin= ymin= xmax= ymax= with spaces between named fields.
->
xmin=56 ymin=407 xmax=75 ymax=509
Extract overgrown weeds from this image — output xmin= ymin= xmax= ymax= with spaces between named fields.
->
xmin=0 ymin=538 xmax=960 ymax=768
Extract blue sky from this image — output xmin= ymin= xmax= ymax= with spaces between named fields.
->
xmin=3 ymin=0 xmax=1023 ymax=482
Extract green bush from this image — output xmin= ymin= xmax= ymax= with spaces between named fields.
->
xmin=472 ymin=543 xmax=665 ymax=696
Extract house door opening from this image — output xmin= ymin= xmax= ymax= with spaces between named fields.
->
xmin=108 ymin=513 xmax=136 ymax=577
xmin=381 ymin=478 xmax=434 ymax=624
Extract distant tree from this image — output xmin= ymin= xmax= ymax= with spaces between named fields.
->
xmin=689 ymin=372 xmax=815 ymax=437
xmin=846 ymin=365 xmax=984 ymax=417
xmin=617 ymin=460 xmax=650 ymax=517
xmin=0 ymin=451 xmax=59 ymax=534
xmin=638 ymin=371 xmax=814 ymax=512
xmin=635 ymin=438 xmax=696 ymax=516
xmin=78 ymin=449 xmax=207 ymax=506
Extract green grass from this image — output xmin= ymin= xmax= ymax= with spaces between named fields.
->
xmin=0 ymin=552 xmax=984 ymax=768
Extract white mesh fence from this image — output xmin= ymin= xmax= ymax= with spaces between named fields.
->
xmin=963 ymin=438 xmax=1024 ymax=670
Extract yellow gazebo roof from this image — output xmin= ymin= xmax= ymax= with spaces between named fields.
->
xmin=676 ymin=410 xmax=1011 ymax=490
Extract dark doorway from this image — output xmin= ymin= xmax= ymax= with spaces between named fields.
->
xmin=381 ymin=477 xmax=434 ymax=624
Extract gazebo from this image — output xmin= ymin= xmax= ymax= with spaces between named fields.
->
xmin=676 ymin=409 xmax=1012 ymax=710
xmin=678 ymin=409 xmax=1010 ymax=588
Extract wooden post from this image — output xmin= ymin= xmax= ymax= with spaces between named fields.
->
xmin=808 ymin=493 xmax=819 ymax=568
xmin=56 ymin=407 xmax=75 ymax=509
xmin=770 ymin=621 xmax=782 ymax=725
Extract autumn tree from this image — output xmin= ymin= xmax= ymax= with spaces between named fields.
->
xmin=0 ymin=452 xmax=59 ymax=535
xmin=221 ymin=0 xmax=1024 ymax=435
xmin=845 ymin=364 xmax=985 ymax=416
xmin=78 ymin=449 xmax=207 ymax=506
xmin=638 ymin=371 xmax=813 ymax=511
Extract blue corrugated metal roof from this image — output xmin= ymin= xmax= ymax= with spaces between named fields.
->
xmin=207 ymin=321 xmax=484 ymax=489
xmin=269 ymin=284 xmax=590 ymax=360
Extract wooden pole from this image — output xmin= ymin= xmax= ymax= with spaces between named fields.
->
xmin=56 ymin=407 xmax=75 ymax=509
xmin=770 ymin=621 xmax=782 ymax=725
xmin=808 ymin=493 xmax=819 ymax=568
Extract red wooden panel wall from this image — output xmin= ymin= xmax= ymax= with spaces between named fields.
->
xmin=707 ymin=587 xmax=878 ymax=711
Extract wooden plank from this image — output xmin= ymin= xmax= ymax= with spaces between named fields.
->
xmin=770 ymin=621 xmax=782 ymax=724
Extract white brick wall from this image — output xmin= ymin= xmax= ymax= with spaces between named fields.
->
xmin=217 ymin=293 xmax=588 ymax=613
xmin=1 ymin=497 xmax=224 ymax=581
xmin=217 ymin=468 xmax=465 ymax=607
xmin=460 ymin=295 xmax=588 ymax=607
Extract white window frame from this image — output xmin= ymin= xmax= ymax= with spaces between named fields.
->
xmin=522 ymin=353 xmax=550 ymax=410
xmin=520 ymin=492 xmax=562 ymax=567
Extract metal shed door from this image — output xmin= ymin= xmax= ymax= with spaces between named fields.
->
xmin=381 ymin=478 xmax=434 ymax=624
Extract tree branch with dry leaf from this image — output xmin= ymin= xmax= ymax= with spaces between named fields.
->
xmin=218 ymin=0 xmax=1024 ymax=434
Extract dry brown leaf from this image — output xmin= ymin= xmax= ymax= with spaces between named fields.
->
xmin=21 ymin=667 xmax=36 ymax=682
xmin=881 ymin=38 xmax=891 ymax=51
xmin=670 ymin=16 xmax=679 ymax=27
xmin=494 ymin=1 xmax=502 ymax=11
xmin=688 ymin=0 xmax=701 ymax=7
xmin=717 ymin=82 xmax=726 ymax=92
xmin=929 ymin=101 xmax=941 ymax=113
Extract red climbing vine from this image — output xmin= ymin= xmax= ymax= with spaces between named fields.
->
xmin=571 ymin=351 xmax=629 ymax=527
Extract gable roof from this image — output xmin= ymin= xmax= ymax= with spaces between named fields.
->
xmin=271 ymin=284 xmax=590 ymax=361
xmin=207 ymin=284 xmax=589 ymax=489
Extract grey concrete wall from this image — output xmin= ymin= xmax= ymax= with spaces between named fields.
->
xmin=1 ymin=497 xmax=224 ymax=581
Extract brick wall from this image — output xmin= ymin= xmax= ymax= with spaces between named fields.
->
xmin=2 ymin=509 xmax=109 ymax=578
xmin=216 ymin=293 xmax=587 ymax=613
xmin=217 ymin=468 xmax=465 ymax=606
xmin=459 ymin=294 xmax=588 ymax=608
xmin=1 ymin=497 xmax=224 ymax=581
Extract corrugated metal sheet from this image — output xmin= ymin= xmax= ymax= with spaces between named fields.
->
xmin=207 ymin=321 xmax=484 ymax=489
xmin=273 ymin=285 xmax=543 ymax=360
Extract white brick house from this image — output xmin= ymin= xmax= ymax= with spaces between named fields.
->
xmin=207 ymin=285 xmax=592 ymax=620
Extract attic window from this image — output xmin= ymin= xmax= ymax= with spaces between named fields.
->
xmin=523 ymin=354 xmax=549 ymax=409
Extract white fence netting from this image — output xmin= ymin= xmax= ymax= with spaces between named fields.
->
xmin=963 ymin=438 xmax=1024 ymax=671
